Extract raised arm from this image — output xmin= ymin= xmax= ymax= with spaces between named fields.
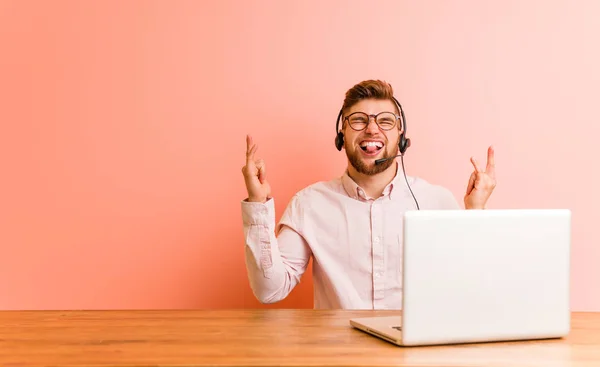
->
xmin=241 ymin=135 xmax=312 ymax=303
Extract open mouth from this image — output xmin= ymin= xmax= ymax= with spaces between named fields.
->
xmin=360 ymin=141 xmax=384 ymax=155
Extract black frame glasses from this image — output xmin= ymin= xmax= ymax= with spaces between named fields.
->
xmin=343 ymin=111 xmax=401 ymax=131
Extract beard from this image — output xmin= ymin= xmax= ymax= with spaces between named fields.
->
xmin=345 ymin=141 xmax=398 ymax=175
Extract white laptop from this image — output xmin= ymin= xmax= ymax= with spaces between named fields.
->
xmin=350 ymin=209 xmax=571 ymax=346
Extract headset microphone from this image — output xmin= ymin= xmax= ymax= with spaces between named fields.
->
xmin=375 ymin=155 xmax=401 ymax=165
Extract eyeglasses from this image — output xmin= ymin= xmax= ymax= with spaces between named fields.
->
xmin=343 ymin=111 xmax=400 ymax=131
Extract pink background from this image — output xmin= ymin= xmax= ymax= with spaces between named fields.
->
xmin=0 ymin=0 xmax=598 ymax=311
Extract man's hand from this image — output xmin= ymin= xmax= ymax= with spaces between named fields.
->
xmin=464 ymin=146 xmax=496 ymax=209
xmin=242 ymin=135 xmax=271 ymax=203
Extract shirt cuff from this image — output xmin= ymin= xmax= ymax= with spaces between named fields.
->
xmin=241 ymin=197 xmax=276 ymax=227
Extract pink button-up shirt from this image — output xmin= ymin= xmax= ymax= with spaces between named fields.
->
xmin=241 ymin=162 xmax=460 ymax=309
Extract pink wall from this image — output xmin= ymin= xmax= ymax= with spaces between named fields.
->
xmin=0 ymin=0 xmax=598 ymax=311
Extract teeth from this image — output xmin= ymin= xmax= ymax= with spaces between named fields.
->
xmin=361 ymin=141 xmax=383 ymax=148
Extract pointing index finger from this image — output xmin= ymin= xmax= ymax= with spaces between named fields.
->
xmin=486 ymin=145 xmax=495 ymax=174
xmin=246 ymin=134 xmax=252 ymax=152
xmin=246 ymin=135 xmax=256 ymax=163
xmin=470 ymin=157 xmax=482 ymax=172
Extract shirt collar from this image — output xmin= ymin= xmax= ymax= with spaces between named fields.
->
xmin=341 ymin=161 xmax=401 ymax=201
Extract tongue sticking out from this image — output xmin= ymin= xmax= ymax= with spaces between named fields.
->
xmin=361 ymin=144 xmax=383 ymax=154
xmin=360 ymin=141 xmax=383 ymax=154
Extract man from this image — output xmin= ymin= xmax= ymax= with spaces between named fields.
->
xmin=240 ymin=80 xmax=496 ymax=309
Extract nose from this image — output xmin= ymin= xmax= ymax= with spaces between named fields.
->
xmin=365 ymin=116 xmax=380 ymax=134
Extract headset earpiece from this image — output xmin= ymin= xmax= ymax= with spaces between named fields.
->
xmin=399 ymin=134 xmax=411 ymax=155
xmin=392 ymin=96 xmax=410 ymax=156
xmin=335 ymin=131 xmax=344 ymax=151
xmin=334 ymin=109 xmax=344 ymax=151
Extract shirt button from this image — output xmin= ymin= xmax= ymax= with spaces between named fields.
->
xmin=373 ymin=237 xmax=380 ymax=244
xmin=375 ymin=272 xmax=382 ymax=278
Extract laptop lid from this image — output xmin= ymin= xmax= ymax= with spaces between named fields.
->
xmin=400 ymin=209 xmax=571 ymax=346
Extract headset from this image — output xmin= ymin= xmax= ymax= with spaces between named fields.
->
xmin=334 ymin=96 xmax=411 ymax=155
xmin=333 ymin=96 xmax=420 ymax=210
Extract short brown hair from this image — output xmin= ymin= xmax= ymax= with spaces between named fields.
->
xmin=341 ymin=79 xmax=398 ymax=115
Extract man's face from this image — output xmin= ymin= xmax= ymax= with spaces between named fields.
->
xmin=343 ymin=98 xmax=402 ymax=175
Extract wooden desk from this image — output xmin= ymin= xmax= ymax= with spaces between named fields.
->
xmin=0 ymin=309 xmax=598 ymax=367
